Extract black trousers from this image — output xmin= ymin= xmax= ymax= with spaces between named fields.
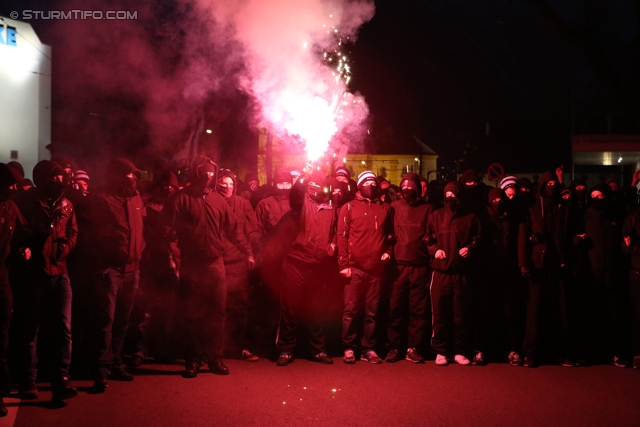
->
xmin=224 ymin=260 xmax=250 ymax=357
xmin=342 ymin=268 xmax=381 ymax=353
xmin=0 ymin=279 xmax=11 ymax=397
xmin=387 ymin=264 xmax=430 ymax=351
xmin=631 ymin=269 xmax=640 ymax=357
xmin=276 ymin=257 xmax=329 ymax=355
xmin=175 ymin=258 xmax=227 ymax=364
xmin=430 ymin=271 xmax=471 ymax=356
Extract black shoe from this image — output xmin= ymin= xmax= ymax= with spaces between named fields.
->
xmin=92 ymin=373 xmax=109 ymax=393
xmin=209 ymin=359 xmax=229 ymax=375
xmin=385 ymin=349 xmax=400 ymax=363
xmin=182 ymin=362 xmax=200 ymax=379
xmin=312 ymin=351 xmax=333 ymax=365
xmin=0 ymin=398 xmax=7 ymax=418
xmin=405 ymin=348 xmax=425 ymax=364
xmin=472 ymin=351 xmax=486 ymax=366
xmin=51 ymin=378 xmax=78 ymax=401
xmin=523 ymin=355 xmax=536 ymax=368
xmin=562 ymin=358 xmax=576 ymax=367
xmin=19 ymin=379 xmax=38 ymax=400
xmin=128 ymin=354 xmax=144 ymax=368
xmin=110 ymin=366 xmax=134 ymax=381
xmin=276 ymin=351 xmax=293 ymax=366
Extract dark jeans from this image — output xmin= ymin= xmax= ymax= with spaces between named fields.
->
xmin=0 ymin=280 xmax=11 ymax=396
xmin=342 ymin=268 xmax=381 ymax=353
xmin=522 ymin=270 xmax=560 ymax=357
xmin=224 ymin=260 xmax=250 ymax=357
xmin=175 ymin=258 xmax=227 ymax=364
xmin=14 ymin=273 xmax=72 ymax=382
xmin=92 ymin=269 xmax=139 ymax=376
xmin=430 ymin=271 xmax=471 ymax=356
xmin=387 ymin=264 xmax=430 ymax=351
xmin=276 ymin=257 xmax=328 ymax=354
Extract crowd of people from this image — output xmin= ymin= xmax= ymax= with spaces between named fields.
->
xmin=0 ymin=153 xmax=639 ymax=416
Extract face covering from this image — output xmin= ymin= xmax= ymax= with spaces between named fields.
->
xmin=217 ymin=183 xmax=233 ymax=198
xmin=543 ymin=185 xmax=556 ymax=199
xmin=360 ymin=185 xmax=380 ymax=200
xmin=574 ymin=189 xmax=586 ymax=202
xmin=445 ymin=196 xmax=458 ymax=214
xmin=44 ymin=180 xmax=66 ymax=200
xmin=0 ymin=187 xmax=16 ymax=202
xmin=308 ymin=184 xmax=329 ymax=204
xmin=402 ymin=188 xmax=418 ymax=204
xmin=331 ymin=191 xmax=343 ymax=206
xmin=591 ymin=198 xmax=606 ymax=211
xmin=119 ymin=176 xmax=138 ymax=197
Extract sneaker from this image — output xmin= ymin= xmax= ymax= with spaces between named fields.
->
xmin=51 ymin=378 xmax=78 ymax=401
xmin=472 ymin=351 xmax=485 ymax=366
xmin=360 ymin=350 xmax=382 ymax=364
xmin=19 ymin=379 xmax=38 ymax=399
xmin=508 ymin=351 xmax=522 ymax=366
xmin=562 ymin=358 xmax=576 ymax=367
xmin=523 ymin=354 xmax=536 ymax=368
xmin=385 ymin=349 xmax=400 ymax=363
xmin=454 ymin=354 xmax=471 ymax=366
xmin=241 ymin=349 xmax=259 ymax=362
xmin=127 ymin=354 xmax=144 ymax=368
xmin=276 ymin=351 xmax=293 ymax=366
xmin=405 ymin=348 xmax=425 ymax=364
xmin=633 ymin=356 xmax=640 ymax=369
xmin=312 ymin=351 xmax=333 ymax=365
xmin=343 ymin=349 xmax=356 ymax=364
xmin=435 ymin=354 xmax=448 ymax=366
xmin=613 ymin=356 xmax=628 ymax=368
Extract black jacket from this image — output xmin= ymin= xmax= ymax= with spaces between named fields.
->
xmin=427 ymin=206 xmax=482 ymax=274
xmin=389 ymin=197 xmax=433 ymax=266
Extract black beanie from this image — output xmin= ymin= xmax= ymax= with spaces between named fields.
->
xmin=0 ymin=163 xmax=21 ymax=187
xmin=7 ymin=161 xmax=24 ymax=180
xmin=32 ymin=160 xmax=65 ymax=188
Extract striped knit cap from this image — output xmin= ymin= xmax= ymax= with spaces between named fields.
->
xmin=357 ymin=170 xmax=377 ymax=188
xmin=500 ymin=175 xmax=518 ymax=190
xmin=74 ymin=170 xmax=90 ymax=183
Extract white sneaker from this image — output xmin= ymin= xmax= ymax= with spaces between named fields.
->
xmin=435 ymin=354 xmax=448 ymax=366
xmin=454 ymin=354 xmax=471 ymax=365
xmin=343 ymin=349 xmax=355 ymax=364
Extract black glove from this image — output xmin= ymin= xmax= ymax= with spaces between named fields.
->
xmin=520 ymin=266 xmax=531 ymax=280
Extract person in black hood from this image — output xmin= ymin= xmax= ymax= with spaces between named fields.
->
xmin=275 ymin=170 xmax=337 ymax=366
xmin=12 ymin=160 xmax=78 ymax=401
xmin=385 ymin=173 xmax=435 ymax=364
xmin=458 ymin=169 xmax=485 ymax=215
xmin=426 ymin=181 xmax=482 ymax=366
xmin=518 ymin=177 xmax=535 ymax=209
xmin=334 ymin=166 xmax=356 ymax=204
xmin=484 ymin=187 xmax=526 ymax=365
xmin=0 ymin=164 xmax=26 ymax=415
xmin=89 ymin=157 xmax=145 ymax=391
xmin=164 ymin=156 xmax=253 ymax=378
xmin=517 ymin=170 xmax=571 ymax=367
xmin=216 ymin=168 xmax=259 ymax=362
xmin=580 ymin=183 xmax=629 ymax=366
xmin=126 ymin=170 xmax=181 ymax=368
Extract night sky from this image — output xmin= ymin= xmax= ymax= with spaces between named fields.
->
xmin=2 ymin=0 xmax=639 ymax=176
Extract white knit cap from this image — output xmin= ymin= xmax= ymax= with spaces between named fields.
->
xmin=357 ymin=170 xmax=377 ymax=187
xmin=500 ymin=175 xmax=518 ymax=190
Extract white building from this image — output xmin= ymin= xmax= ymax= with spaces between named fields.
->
xmin=0 ymin=16 xmax=51 ymax=179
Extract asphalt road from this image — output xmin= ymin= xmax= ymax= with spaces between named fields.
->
xmin=4 ymin=358 xmax=640 ymax=427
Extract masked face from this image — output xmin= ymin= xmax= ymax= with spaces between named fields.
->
xmin=591 ymin=191 xmax=606 ymax=211
xmin=574 ymin=185 xmax=586 ymax=202
xmin=360 ymin=181 xmax=380 ymax=200
xmin=401 ymin=187 xmax=418 ymax=204
xmin=543 ymin=182 xmax=556 ymax=199
xmin=0 ymin=184 xmax=17 ymax=202
xmin=331 ymin=188 xmax=343 ymax=206
xmin=248 ymin=180 xmax=259 ymax=192
xmin=216 ymin=176 xmax=234 ymax=198
xmin=44 ymin=175 xmax=66 ymax=200
xmin=307 ymin=182 xmax=329 ymax=203
xmin=157 ymin=185 xmax=175 ymax=202
xmin=445 ymin=196 xmax=458 ymax=213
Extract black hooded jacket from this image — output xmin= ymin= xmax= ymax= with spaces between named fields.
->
xmin=518 ymin=171 xmax=571 ymax=271
xmin=426 ymin=181 xmax=482 ymax=274
xmin=389 ymin=173 xmax=434 ymax=266
xmin=15 ymin=161 xmax=78 ymax=276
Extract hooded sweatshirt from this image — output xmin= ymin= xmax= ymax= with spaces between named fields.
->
xmin=426 ymin=181 xmax=482 ymax=273
xmin=389 ymin=173 xmax=434 ymax=265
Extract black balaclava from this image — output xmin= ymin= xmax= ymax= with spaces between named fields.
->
xmin=444 ymin=181 xmax=462 ymax=215
xmin=589 ymin=183 xmax=610 ymax=211
xmin=308 ymin=171 xmax=330 ymax=204
xmin=488 ymin=187 xmax=508 ymax=216
xmin=0 ymin=163 xmax=20 ymax=202
xmin=538 ymin=171 xmax=559 ymax=203
xmin=358 ymin=171 xmax=380 ymax=201
xmin=570 ymin=178 xmax=588 ymax=205
xmin=191 ymin=156 xmax=218 ymax=190
xmin=153 ymin=170 xmax=178 ymax=203
xmin=400 ymin=173 xmax=421 ymax=204
xmin=107 ymin=158 xmax=141 ymax=198
xmin=33 ymin=160 xmax=66 ymax=201
xmin=274 ymin=167 xmax=292 ymax=199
